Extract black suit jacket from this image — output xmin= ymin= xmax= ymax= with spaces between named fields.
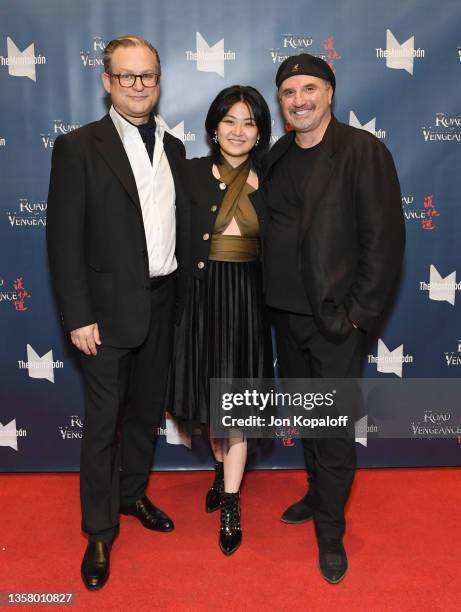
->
xmin=259 ymin=115 xmax=405 ymax=341
xmin=46 ymin=114 xmax=189 ymax=347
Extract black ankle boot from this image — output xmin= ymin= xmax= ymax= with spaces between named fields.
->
xmin=219 ymin=491 xmax=242 ymax=556
xmin=205 ymin=461 xmax=224 ymax=513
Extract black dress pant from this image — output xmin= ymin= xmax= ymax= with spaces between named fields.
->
xmin=271 ymin=309 xmax=364 ymax=542
xmin=79 ymin=278 xmax=175 ymax=543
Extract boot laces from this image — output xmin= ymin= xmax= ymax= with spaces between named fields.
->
xmin=220 ymin=494 xmax=240 ymax=531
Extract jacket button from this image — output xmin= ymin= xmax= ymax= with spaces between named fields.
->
xmin=203 ymin=233 xmax=210 ymax=241
xmin=197 ymin=261 xmax=205 ymax=269
xmin=211 ymin=205 xmax=217 ymax=212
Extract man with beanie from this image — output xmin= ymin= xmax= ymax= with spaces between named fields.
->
xmin=261 ymin=54 xmax=405 ymax=582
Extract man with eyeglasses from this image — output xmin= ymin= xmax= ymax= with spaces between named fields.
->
xmin=47 ymin=35 xmax=189 ymax=590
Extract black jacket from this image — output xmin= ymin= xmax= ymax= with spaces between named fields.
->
xmin=258 ymin=115 xmax=405 ymax=341
xmin=184 ymin=156 xmax=265 ymax=280
xmin=46 ymin=114 xmax=189 ymax=347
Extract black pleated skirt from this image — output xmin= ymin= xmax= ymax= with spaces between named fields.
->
xmin=169 ymin=260 xmax=272 ymax=425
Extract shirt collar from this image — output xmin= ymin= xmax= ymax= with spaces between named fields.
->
xmin=110 ymin=105 xmax=171 ymax=146
xmin=109 ymin=105 xmax=141 ymax=142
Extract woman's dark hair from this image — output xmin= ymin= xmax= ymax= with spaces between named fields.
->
xmin=205 ymin=85 xmax=271 ymax=166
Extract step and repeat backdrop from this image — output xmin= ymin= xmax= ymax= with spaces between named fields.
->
xmin=1 ymin=0 xmax=460 ymax=471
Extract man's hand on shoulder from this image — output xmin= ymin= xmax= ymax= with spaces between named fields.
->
xmin=70 ymin=323 xmax=101 ymax=356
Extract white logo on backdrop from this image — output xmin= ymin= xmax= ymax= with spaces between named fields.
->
xmin=59 ymin=415 xmax=83 ymax=440
xmin=197 ymin=32 xmax=224 ymax=76
xmin=428 ymin=265 xmax=457 ymax=305
xmin=185 ymin=33 xmax=236 ymax=77
xmin=17 ymin=345 xmax=64 ymax=383
xmin=165 ymin=413 xmax=192 ymax=448
xmin=6 ymin=198 xmax=47 ymax=227
xmin=0 ymin=419 xmax=18 ymax=450
xmin=80 ymin=36 xmax=107 ymax=67
xmin=375 ymin=30 xmax=425 ymax=75
xmin=355 ymin=415 xmax=368 ymax=447
xmin=368 ymin=339 xmax=413 ymax=378
xmin=444 ymin=339 xmax=461 ymax=367
xmin=162 ymin=119 xmax=196 ymax=143
xmin=0 ymin=37 xmax=46 ymax=81
xmin=386 ymin=30 xmax=415 ymax=74
xmin=349 ymin=111 xmax=386 ymax=139
xmin=422 ymin=113 xmax=461 ymax=143
xmin=41 ymin=119 xmax=82 ymax=149
xmin=270 ymin=33 xmax=313 ymax=64
xmin=377 ymin=339 xmax=404 ymax=377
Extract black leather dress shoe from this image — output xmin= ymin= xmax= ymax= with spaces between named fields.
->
xmin=120 ymin=496 xmax=174 ymax=532
xmin=81 ymin=541 xmax=110 ymax=591
xmin=280 ymin=493 xmax=314 ymax=524
xmin=318 ymin=539 xmax=348 ymax=584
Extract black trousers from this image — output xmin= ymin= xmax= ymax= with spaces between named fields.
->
xmin=79 ymin=277 xmax=175 ymax=543
xmin=271 ymin=309 xmax=364 ymax=542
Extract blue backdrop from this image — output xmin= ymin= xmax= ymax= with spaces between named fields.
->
xmin=1 ymin=0 xmax=460 ymax=471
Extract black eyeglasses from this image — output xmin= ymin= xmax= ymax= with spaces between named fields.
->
xmin=109 ymin=73 xmax=160 ymax=88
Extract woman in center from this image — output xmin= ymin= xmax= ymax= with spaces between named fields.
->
xmin=170 ymin=85 xmax=272 ymax=555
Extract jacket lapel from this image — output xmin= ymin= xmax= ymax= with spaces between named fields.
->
xmin=300 ymin=115 xmax=338 ymax=234
xmin=163 ymin=132 xmax=189 ymax=208
xmin=93 ymin=115 xmax=142 ymax=216
xmin=263 ymin=131 xmax=295 ymax=180
xmin=163 ymin=133 xmax=183 ymax=185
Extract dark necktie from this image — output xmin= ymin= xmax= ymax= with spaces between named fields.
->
xmin=137 ymin=115 xmax=156 ymax=163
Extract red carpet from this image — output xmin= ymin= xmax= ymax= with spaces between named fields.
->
xmin=0 ymin=468 xmax=460 ymax=611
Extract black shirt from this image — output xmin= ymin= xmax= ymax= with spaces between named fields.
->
xmin=264 ymin=139 xmax=322 ymax=314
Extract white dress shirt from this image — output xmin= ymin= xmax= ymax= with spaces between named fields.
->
xmin=109 ymin=105 xmax=177 ymax=277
